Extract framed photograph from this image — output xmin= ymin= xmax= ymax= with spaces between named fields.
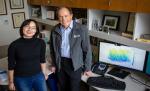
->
xmin=12 ymin=12 xmax=25 ymax=28
xmin=0 ymin=0 xmax=7 ymax=15
xmin=125 ymin=13 xmax=135 ymax=34
xmin=31 ymin=8 xmax=41 ymax=17
xmin=47 ymin=10 xmax=55 ymax=19
xmin=92 ymin=19 xmax=99 ymax=30
xmin=10 ymin=0 xmax=24 ymax=9
xmin=102 ymin=15 xmax=120 ymax=30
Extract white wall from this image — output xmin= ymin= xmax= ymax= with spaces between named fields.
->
xmin=0 ymin=0 xmax=29 ymax=46
xmin=134 ymin=13 xmax=150 ymax=40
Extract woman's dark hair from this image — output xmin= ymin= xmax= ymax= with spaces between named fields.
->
xmin=19 ymin=19 xmax=40 ymax=38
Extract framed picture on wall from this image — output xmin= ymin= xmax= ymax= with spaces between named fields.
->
xmin=0 ymin=0 xmax=7 ymax=15
xmin=10 ymin=0 xmax=24 ymax=9
xmin=12 ymin=12 xmax=25 ymax=28
xmin=102 ymin=15 xmax=120 ymax=30
xmin=31 ymin=8 xmax=41 ymax=17
xmin=125 ymin=13 xmax=135 ymax=34
xmin=47 ymin=10 xmax=55 ymax=20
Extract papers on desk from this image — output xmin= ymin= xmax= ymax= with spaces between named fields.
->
xmin=0 ymin=70 xmax=7 ymax=84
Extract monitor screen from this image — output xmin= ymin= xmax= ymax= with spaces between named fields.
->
xmin=145 ymin=52 xmax=150 ymax=75
xmin=99 ymin=42 xmax=147 ymax=71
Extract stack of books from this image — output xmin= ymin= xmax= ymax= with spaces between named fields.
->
xmin=136 ymin=38 xmax=150 ymax=43
xmin=121 ymin=32 xmax=133 ymax=39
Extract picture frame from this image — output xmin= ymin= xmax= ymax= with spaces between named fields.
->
xmin=31 ymin=8 xmax=41 ymax=17
xmin=0 ymin=0 xmax=7 ymax=15
xmin=125 ymin=13 xmax=135 ymax=34
xmin=9 ymin=0 xmax=24 ymax=9
xmin=12 ymin=12 xmax=25 ymax=28
xmin=102 ymin=15 xmax=120 ymax=30
xmin=46 ymin=10 xmax=55 ymax=20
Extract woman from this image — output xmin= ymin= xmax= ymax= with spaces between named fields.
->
xmin=8 ymin=19 xmax=48 ymax=91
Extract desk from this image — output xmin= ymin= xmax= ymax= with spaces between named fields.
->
xmin=0 ymin=74 xmax=8 ymax=91
xmin=0 ymin=85 xmax=8 ymax=91
xmin=0 ymin=57 xmax=8 ymax=91
xmin=81 ymin=68 xmax=148 ymax=91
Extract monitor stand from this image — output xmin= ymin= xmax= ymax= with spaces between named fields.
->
xmin=107 ymin=67 xmax=130 ymax=79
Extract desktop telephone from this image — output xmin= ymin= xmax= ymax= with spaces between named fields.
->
xmin=91 ymin=62 xmax=108 ymax=75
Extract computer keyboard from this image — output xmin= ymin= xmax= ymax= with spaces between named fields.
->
xmin=87 ymin=75 xmax=126 ymax=90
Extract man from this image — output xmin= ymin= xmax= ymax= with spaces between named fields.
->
xmin=50 ymin=7 xmax=93 ymax=91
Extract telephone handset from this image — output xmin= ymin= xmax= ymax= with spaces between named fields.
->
xmin=91 ymin=62 xmax=108 ymax=75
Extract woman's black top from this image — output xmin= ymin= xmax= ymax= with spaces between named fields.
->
xmin=8 ymin=37 xmax=46 ymax=77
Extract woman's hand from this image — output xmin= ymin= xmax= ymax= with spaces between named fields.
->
xmin=9 ymin=82 xmax=16 ymax=91
xmin=8 ymin=70 xmax=15 ymax=90
xmin=50 ymin=66 xmax=56 ymax=73
xmin=44 ymin=73 xmax=48 ymax=80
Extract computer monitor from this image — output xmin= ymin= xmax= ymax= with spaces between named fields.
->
xmin=99 ymin=42 xmax=147 ymax=72
xmin=145 ymin=52 xmax=150 ymax=75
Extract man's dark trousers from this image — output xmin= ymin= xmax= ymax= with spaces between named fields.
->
xmin=57 ymin=57 xmax=82 ymax=91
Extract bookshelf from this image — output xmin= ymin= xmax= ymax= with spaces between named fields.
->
xmin=28 ymin=5 xmax=150 ymax=51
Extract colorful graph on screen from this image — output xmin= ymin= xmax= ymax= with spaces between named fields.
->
xmin=104 ymin=45 xmax=134 ymax=67
xmin=108 ymin=48 xmax=131 ymax=62
xmin=99 ymin=42 xmax=146 ymax=71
